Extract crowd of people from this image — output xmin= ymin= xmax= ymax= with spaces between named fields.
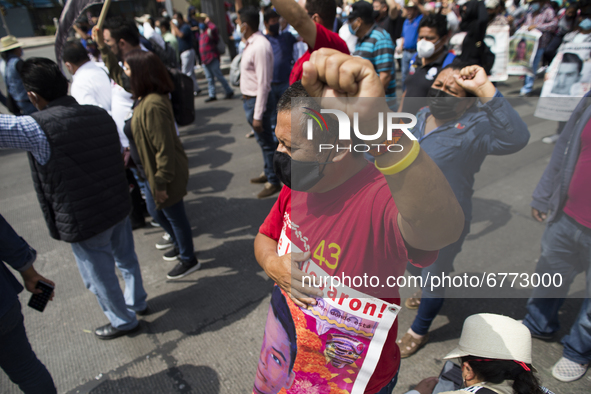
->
xmin=0 ymin=0 xmax=589 ymax=393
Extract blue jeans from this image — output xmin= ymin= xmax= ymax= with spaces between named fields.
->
xmin=71 ymin=217 xmax=146 ymax=330
xmin=0 ymin=300 xmax=56 ymax=393
xmin=203 ymin=58 xmax=233 ymax=98
xmin=268 ymin=81 xmax=290 ymax=131
xmin=375 ymin=367 xmax=399 ymax=394
xmin=243 ymin=96 xmax=279 ymax=185
xmin=401 ymin=50 xmax=415 ymax=92
xmin=523 ymin=212 xmax=591 ymax=365
xmin=144 ymin=183 xmax=195 ymax=262
xmin=521 ymin=48 xmax=545 ymax=95
xmin=408 ymin=221 xmax=471 ymax=335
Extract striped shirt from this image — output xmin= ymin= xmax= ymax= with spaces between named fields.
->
xmin=0 ymin=115 xmax=50 ymax=165
xmin=353 ymin=25 xmax=396 ymax=97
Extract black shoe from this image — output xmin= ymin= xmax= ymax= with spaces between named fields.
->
xmin=194 ymin=89 xmax=202 ymax=97
xmin=131 ymin=219 xmax=146 ymax=230
xmin=136 ymin=306 xmax=149 ymax=316
xmin=167 ymin=257 xmax=201 ymax=279
xmin=150 ymin=219 xmax=161 ymax=228
xmin=163 ymin=247 xmax=180 ymax=261
xmin=155 ymin=233 xmax=174 ymax=250
xmin=95 ymin=323 xmax=140 ymax=340
xmin=205 ymin=96 xmax=217 ymax=103
xmin=224 ymin=91 xmax=234 ymax=99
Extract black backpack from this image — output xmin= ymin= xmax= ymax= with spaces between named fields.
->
xmin=149 ymin=37 xmax=178 ymax=69
xmin=167 ymin=67 xmax=195 ymax=126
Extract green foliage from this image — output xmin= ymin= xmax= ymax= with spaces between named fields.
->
xmin=188 ymin=0 xmax=201 ymax=10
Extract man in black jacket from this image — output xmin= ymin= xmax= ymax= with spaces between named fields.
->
xmin=0 ymin=58 xmax=147 ymax=340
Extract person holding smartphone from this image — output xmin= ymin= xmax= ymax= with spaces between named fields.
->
xmin=0 ymin=213 xmax=56 ymax=394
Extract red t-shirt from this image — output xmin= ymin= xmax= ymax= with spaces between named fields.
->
xmin=259 ymin=164 xmax=437 ymax=393
xmin=564 ymin=119 xmax=591 ymax=228
xmin=289 ymin=22 xmax=350 ymax=85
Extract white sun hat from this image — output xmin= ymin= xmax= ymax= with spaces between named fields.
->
xmin=443 ymin=313 xmax=536 ymax=371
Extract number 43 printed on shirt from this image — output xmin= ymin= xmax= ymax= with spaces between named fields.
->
xmin=313 ymin=240 xmax=342 ymax=270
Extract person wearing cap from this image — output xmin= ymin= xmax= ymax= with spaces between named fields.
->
xmin=0 ymin=35 xmax=37 ymax=115
xmin=514 ymin=0 xmax=557 ymax=96
xmin=431 ymin=314 xmax=548 ymax=394
xmin=171 ymin=12 xmax=202 ymax=96
xmin=398 ymin=0 xmax=426 ymax=92
xmin=349 ymin=1 xmax=397 ymax=99
xmin=398 ymin=13 xmax=454 ymax=115
xmin=197 ymin=13 xmax=235 ymax=103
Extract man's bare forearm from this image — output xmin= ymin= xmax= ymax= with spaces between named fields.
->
xmin=271 ymin=0 xmax=317 ymax=48
xmin=254 ymin=232 xmax=278 ymax=273
xmin=377 ymin=136 xmax=465 ymax=251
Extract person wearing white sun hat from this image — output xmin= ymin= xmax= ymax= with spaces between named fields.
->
xmin=0 ymin=35 xmax=37 ymax=115
xmin=405 ymin=313 xmax=555 ymax=394
xmin=435 ymin=313 xmax=554 ymax=394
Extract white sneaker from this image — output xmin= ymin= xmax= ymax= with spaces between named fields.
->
xmin=552 ymin=357 xmax=588 ymax=382
xmin=542 ymin=134 xmax=560 ymax=144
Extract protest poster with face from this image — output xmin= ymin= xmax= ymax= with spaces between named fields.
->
xmin=485 ymin=25 xmax=510 ymax=82
xmin=507 ymin=29 xmax=542 ymax=76
xmin=534 ymin=42 xmax=591 ymax=121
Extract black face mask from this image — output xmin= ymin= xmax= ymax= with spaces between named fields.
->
xmin=273 ymin=151 xmax=333 ymax=191
xmin=268 ymin=23 xmax=280 ymax=35
xmin=427 ymin=87 xmax=463 ymax=120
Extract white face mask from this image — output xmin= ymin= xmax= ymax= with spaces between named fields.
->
xmin=172 ymin=19 xmax=179 ymax=26
xmin=417 ymin=39 xmax=440 ymax=59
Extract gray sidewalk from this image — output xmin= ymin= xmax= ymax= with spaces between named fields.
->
xmin=0 ymin=47 xmax=588 ymax=393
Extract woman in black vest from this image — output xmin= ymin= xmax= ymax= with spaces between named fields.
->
xmin=123 ymin=49 xmax=200 ymax=280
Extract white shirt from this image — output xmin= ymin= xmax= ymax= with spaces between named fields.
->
xmin=71 ymin=61 xmax=112 ymax=112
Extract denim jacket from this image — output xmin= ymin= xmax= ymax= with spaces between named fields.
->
xmin=531 ymin=92 xmax=591 ymax=223
xmin=412 ymin=90 xmax=531 ymax=221
xmin=5 ymin=56 xmax=36 ymax=114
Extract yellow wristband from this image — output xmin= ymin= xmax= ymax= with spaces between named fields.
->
xmin=374 ymin=140 xmax=420 ymax=175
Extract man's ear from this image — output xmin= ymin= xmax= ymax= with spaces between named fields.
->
xmin=118 ymin=38 xmax=126 ymax=51
xmin=27 ymin=91 xmax=38 ymax=106
xmin=64 ymin=62 xmax=73 ymax=74
xmin=332 ymin=141 xmax=352 ymax=162
xmin=462 ymin=362 xmax=475 ymax=381
xmin=311 ymin=14 xmax=322 ymax=26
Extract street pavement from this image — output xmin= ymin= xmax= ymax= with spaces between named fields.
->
xmin=0 ymin=45 xmax=589 ymax=394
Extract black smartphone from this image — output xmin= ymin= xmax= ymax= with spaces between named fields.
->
xmin=432 ymin=360 xmax=463 ymax=394
xmin=27 ymin=280 xmax=54 ymax=312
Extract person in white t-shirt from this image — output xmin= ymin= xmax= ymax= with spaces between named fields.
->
xmin=63 ymin=40 xmax=112 ymax=113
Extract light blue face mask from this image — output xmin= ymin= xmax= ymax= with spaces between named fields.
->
xmin=348 ymin=19 xmax=360 ymax=35
xmin=530 ymin=3 xmax=540 ymax=12
xmin=155 ymin=27 xmax=162 ymax=35
xmin=580 ymin=18 xmax=591 ymax=30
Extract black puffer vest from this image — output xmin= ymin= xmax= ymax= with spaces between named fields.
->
xmin=28 ymin=96 xmax=131 ymax=243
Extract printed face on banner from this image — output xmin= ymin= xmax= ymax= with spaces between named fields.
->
xmin=510 ymin=39 xmax=532 ymax=65
xmin=254 ymin=288 xmax=297 ymax=394
xmin=551 ymin=54 xmax=583 ymax=95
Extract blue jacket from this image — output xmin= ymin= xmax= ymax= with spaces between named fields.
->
xmin=412 ymin=90 xmax=530 ymax=221
xmin=531 ymin=92 xmax=591 ymax=223
xmin=5 ymin=56 xmax=37 ymax=114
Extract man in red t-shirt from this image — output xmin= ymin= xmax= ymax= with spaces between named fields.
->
xmin=254 ymin=49 xmax=465 ymax=393
xmin=271 ymin=0 xmax=350 ymax=85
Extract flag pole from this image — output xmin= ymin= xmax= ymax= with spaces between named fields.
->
xmin=96 ymin=0 xmax=112 ymax=30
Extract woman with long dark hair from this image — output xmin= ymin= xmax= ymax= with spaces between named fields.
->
xmin=121 ymin=49 xmax=200 ymax=279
